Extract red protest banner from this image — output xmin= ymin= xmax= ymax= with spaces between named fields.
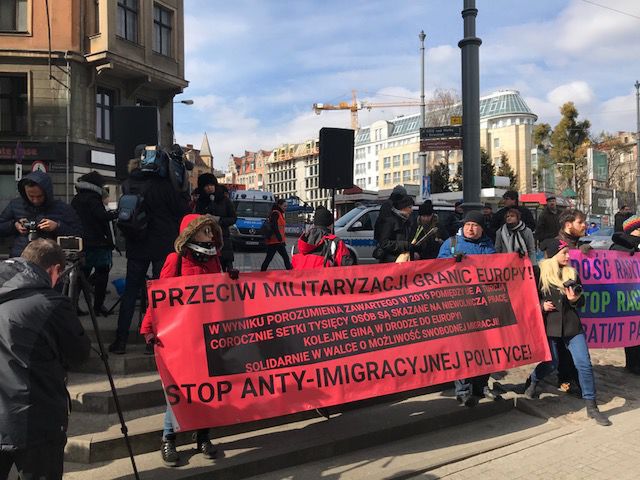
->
xmin=148 ymin=253 xmax=549 ymax=432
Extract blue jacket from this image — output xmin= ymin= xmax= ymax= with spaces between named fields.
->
xmin=437 ymin=234 xmax=496 ymax=258
xmin=0 ymin=171 xmax=83 ymax=256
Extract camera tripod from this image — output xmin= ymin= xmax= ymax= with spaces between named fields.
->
xmin=60 ymin=253 xmax=140 ymax=480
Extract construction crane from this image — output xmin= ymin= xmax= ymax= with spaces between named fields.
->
xmin=313 ymin=90 xmax=424 ymax=130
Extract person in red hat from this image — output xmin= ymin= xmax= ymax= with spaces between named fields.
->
xmin=140 ymin=214 xmax=237 ymax=466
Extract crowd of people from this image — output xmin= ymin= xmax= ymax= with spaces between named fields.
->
xmin=1 ymin=169 xmax=638 ymax=476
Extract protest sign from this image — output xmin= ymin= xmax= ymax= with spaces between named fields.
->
xmin=148 ymin=253 xmax=549 ymax=431
xmin=570 ymin=250 xmax=640 ymax=348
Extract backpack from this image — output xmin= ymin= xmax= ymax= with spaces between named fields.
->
xmin=259 ymin=212 xmax=275 ymax=239
xmin=116 ymin=182 xmax=150 ymax=239
xmin=292 ymin=235 xmax=350 ymax=270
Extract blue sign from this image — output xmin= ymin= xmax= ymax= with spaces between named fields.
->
xmin=421 ymin=175 xmax=431 ymax=200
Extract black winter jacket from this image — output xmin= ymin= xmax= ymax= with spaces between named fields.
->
xmin=376 ymin=210 xmax=412 ymax=263
xmin=0 ymin=171 xmax=83 ymax=257
xmin=121 ymin=170 xmax=190 ymax=261
xmin=194 ymin=194 xmax=237 ymax=261
xmin=610 ymin=232 xmax=640 ymax=254
xmin=535 ymin=266 xmax=585 ymax=338
xmin=71 ymin=182 xmax=117 ymax=249
xmin=0 ymin=258 xmax=91 ymax=449
xmin=534 ymin=207 xmax=560 ymax=243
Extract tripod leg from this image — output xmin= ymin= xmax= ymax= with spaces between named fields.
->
xmin=77 ymin=270 xmax=141 ymax=480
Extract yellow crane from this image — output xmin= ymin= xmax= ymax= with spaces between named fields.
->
xmin=313 ymin=90 xmax=424 ymax=130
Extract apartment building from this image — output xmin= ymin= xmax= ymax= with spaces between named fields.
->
xmin=0 ymin=0 xmax=187 ymax=207
xmin=233 ymin=149 xmax=269 ymax=190
xmin=355 ymin=90 xmax=538 ymax=193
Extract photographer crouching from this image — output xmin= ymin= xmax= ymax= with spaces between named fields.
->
xmin=0 ymin=171 xmax=83 ymax=257
xmin=0 ymin=239 xmax=91 ymax=480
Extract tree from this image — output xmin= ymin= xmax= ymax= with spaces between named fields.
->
xmin=452 ymin=163 xmax=463 ymax=192
xmin=497 ymin=152 xmax=518 ymax=190
xmin=549 ymin=102 xmax=591 ymax=207
xmin=429 ymin=162 xmax=451 ymax=193
xmin=532 ymin=123 xmax=552 ymax=151
xmin=480 ymin=147 xmax=495 ymax=188
xmin=426 ymin=89 xmax=461 ymax=127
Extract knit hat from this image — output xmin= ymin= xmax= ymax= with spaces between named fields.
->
xmin=503 ymin=190 xmax=518 ymax=201
xmin=197 ymin=173 xmax=218 ymax=191
xmin=454 ymin=200 xmax=463 ymax=208
xmin=463 ymin=210 xmax=484 ymax=228
xmin=313 ymin=207 xmax=334 ymax=227
xmin=393 ymin=194 xmax=414 ymax=210
xmin=174 ymin=214 xmax=222 ymax=254
xmin=546 ymin=195 xmax=556 ymax=202
xmin=418 ymin=201 xmax=433 ymax=216
xmin=540 ymin=238 xmax=569 ymax=258
xmin=78 ymin=171 xmax=106 ymax=187
xmin=623 ymin=215 xmax=640 ymax=234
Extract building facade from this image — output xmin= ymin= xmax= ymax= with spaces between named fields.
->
xmin=0 ymin=0 xmax=187 ymax=209
xmin=354 ymin=90 xmax=537 ymax=193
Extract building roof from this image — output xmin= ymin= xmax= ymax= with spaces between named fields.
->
xmin=200 ymin=132 xmax=212 ymax=157
xmin=355 ymin=90 xmax=536 ymax=145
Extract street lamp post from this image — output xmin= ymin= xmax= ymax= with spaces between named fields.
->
xmin=459 ymin=0 xmax=482 ymax=211
xmin=635 ymin=80 xmax=640 ymax=205
xmin=419 ymin=30 xmax=428 ymax=201
xmin=171 ymin=99 xmax=194 ymax=143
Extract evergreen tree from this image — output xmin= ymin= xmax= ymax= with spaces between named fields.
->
xmin=429 ymin=162 xmax=451 ymax=193
xmin=452 ymin=163 xmax=463 ymax=192
xmin=480 ymin=148 xmax=495 ymax=188
xmin=497 ymin=152 xmax=518 ymax=190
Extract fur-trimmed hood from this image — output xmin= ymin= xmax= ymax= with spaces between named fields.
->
xmin=174 ymin=214 xmax=223 ymax=254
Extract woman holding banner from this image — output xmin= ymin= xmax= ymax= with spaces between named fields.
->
xmin=610 ymin=215 xmax=640 ymax=375
xmin=524 ymin=238 xmax=611 ymax=426
xmin=141 ymin=214 xmax=237 ymax=466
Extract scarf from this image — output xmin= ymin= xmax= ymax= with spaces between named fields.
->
xmin=500 ymin=221 xmax=527 ymax=255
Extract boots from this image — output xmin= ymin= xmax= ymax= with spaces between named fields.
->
xmin=523 ymin=377 xmax=538 ymax=399
xmin=161 ymin=438 xmax=179 ymax=467
xmin=585 ymin=400 xmax=611 ymax=426
xmin=196 ymin=439 xmax=218 ymax=459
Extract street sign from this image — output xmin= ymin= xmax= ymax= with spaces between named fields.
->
xmin=450 ymin=115 xmax=462 ymax=125
xmin=420 ymin=138 xmax=463 ymax=151
xmin=420 ymin=126 xmax=462 ymax=140
xmin=15 ymin=163 xmax=22 ymax=181
xmin=31 ymin=160 xmax=47 ymax=173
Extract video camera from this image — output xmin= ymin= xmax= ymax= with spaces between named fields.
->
xmin=139 ymin=144 xmax=194 ymax=193
xmin=563 ymin=279 xmax=583 ymax=296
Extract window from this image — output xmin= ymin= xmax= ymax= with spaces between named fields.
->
xmin=383 ymin=173 xmax=391 ymax=184
xmin=153 ymin=5 xmax=174 ymax=56
xmin=96 ymin=88 xmax=114 ymax=141
xmin=393 ymin=155 xmax=400 ymax=167
xmin=117 ymin=0 xmax=138 ymax=42
xmin=393 ymin=171 xmax=400 ymax=183
xmin=0 ymin=75 xmax=27 ymax=135
xmin=402 ymin=153 xmax=410 ymax=165
xmin=413 ymin=169 xmax=420 ymax=181
xmin=383 ymin=156 xmax=391 ymax=169
xmin=0 ymin=0 xmax=27 ymax=32
xmin=493 ymin=137 xmax=500 ymax=149
xmin=403 ymin=170 xmax=411 ymax=182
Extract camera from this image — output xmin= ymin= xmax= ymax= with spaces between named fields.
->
xmin=57 ymin=236 xmax=83 ymax=253
xmin=21 ymin=219 xmax=39 ymax=242
xmin=563 ymin=279 xmax=583 ymax=296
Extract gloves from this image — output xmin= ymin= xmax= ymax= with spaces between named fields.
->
xmin=144 ymin=333 xmax=156 ymax=345
xmin=454 ymin=253 xmax=466 ymax=263
xmin=517 ymin=249 xmax=526 ymax=258
xmin=579 ymin=243 xmax=593 ymax=255
xmin=228 ymin=268 xmax=240 ymax=280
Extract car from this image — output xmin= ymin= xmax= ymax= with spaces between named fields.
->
xmin=580 ymin=226 xmax=614 ymax=250
xmin=331 ymin=203 xmax=455 ymax=264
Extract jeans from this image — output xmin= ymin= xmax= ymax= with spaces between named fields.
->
xmin=0 ymin=435 xmax=66 ymax=480
xmin=83 ymin=247 xmax=113 ymax=310
xmin=116 ymin=257 xmax=164 ymax=341
xmin=163 ymin=405 xmax=209 ymax=442
xmin=454 ymin=374 xmax=490 ymax=397
xmin=260 ymin=243 xmax=292 ymax=271
xmin=531 ymin=333 xmax=596 ymax=400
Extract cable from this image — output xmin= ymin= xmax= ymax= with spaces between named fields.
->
xmin=580 ymin=0 xmax=640 ymax=21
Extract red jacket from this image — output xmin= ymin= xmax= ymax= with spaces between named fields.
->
xmin=292 ymin=227 xmax=353 ymax=270
xmin=140 ymin=251 xmax=221 ymax=334
xmin=266 ymin=208 xmax=286 ymax=245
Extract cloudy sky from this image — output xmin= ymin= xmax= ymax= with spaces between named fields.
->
xmin=175 ymin=0 xmax=640 ymax=171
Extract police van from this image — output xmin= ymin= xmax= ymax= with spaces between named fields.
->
xmin=333 ymin=202 xmax=455 ymax=264
xmin=229 ymin=190 xmax=275 ymax=248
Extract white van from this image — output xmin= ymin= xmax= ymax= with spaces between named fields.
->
xmin=333 ymin=202 xmax=455 ymax=264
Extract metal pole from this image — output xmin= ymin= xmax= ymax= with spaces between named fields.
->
xmin=65 ymin=59 xmax=71 ymax=202
xmin=419 ymin=31 xmax=428 ymax=201
xmin=635 ymin=80 xmax=640 ymax=206
xmin=459 ymin=0 xmax=482 ymax=211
